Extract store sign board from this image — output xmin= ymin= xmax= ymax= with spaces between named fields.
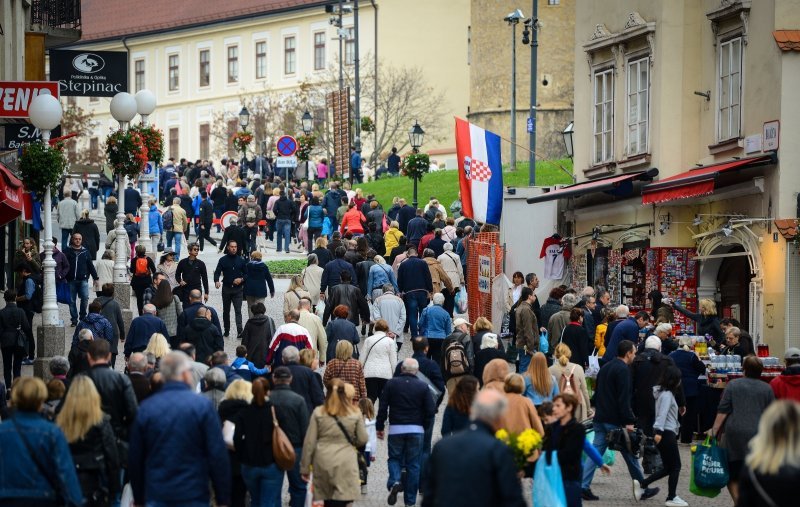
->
xmin=139 ymin=161 xmax=156 ymax=182
xmin=3 ymin=124 xmax=62 ymax=148
xmin=50 ymin=49 xmax=128 ymax=97
xmin=478 ymin=255 xmax=491 ymax=294
xmin=763 ymin=120 xmax=780 ymax=151
xmin=744 ymin=134 xmax=762 ymax=154
xmin=0 ymin=81 xmax=60 ymax=118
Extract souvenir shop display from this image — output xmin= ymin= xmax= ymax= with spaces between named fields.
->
xmin=620 ymin=248 xmax=646 ymax=311
xmin=540 ymin=234 xmax=571 ymax=280
xmin=645 ymin=247 xmax=698 ymax=334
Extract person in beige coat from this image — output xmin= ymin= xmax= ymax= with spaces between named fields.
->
xmin=547 ymin=293 xmax=579 ymax=352
xmin=284 ymin=275 xmax=312 ymax=314
xmin=301 ymin=255 xmax=324 ymax=308
xmin=422 ymin=249 xmax=454 ymax=295
xmin=301 ymin=378 xmax=368 ymax=503
xmin=298 ymin=298 xmax=328 ymax=361
xmin=549 ymin=343 xmax=593 ymax=422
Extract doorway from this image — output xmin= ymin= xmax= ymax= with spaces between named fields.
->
xmin=717 ymin=246 xmax=752 ymax=330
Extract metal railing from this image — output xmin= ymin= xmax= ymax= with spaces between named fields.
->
xmin=31 ymin=0 xmax=81 ymax=30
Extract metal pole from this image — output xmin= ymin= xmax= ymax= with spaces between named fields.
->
xmin=40 ymin=130 xmax=58 ymax=326
xmin=338 ymin=0 xmax=344 ymax=92
xmin=511 ymin=22 xmax=517 ymax=171
xmin=529 ymin=0 xmax=538 ymax=186
xmin=138 ymin=114 xmax=151 ymax=256
xmin=354 ymin=0 xmax=361 ymax=151
xmin=114 ymin=122 xmax=129 ymax=284
xmin=412 ymin=146 xmax=419 ymax=209
xmin=372 ymin=0 xmax=378 ymax=167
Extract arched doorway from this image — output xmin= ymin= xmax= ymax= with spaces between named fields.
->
xmin=717 ymin=246 xmax=752 ymax=329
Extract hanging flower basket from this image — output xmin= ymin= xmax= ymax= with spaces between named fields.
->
xmin=106 ymin=129 xmax=149 ymax=179
xmin=401 ymin=152 xmax=431 ymax=181
xmin=360 ymin=116 xmax=375 ymax=133
xmin=18 ymin=140 xmax=69 ymax=195
xmin=232 ymin=131 xmax=253 ymax=155
xmin=296 ymin=134 xmax=316 ymax=162
xmin=130 ymin=124 xmax=164 ymax=166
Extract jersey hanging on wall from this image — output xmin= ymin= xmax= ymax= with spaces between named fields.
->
xmin=540 ymin=236 xmax=571 ymax=280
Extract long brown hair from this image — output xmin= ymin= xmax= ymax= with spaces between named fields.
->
xmin=525 ymin=352 xmax=553 ymax=397
xmin=252 ymin=378 xmax=270 ymax=407
xmin=151 ymin=279 xmax=174 ymax=309
xmin=447 ymin=375 xmax=478 ymax=414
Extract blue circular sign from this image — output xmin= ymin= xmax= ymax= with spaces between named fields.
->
xmin=276 ymin=135 xmax=298 ymax=156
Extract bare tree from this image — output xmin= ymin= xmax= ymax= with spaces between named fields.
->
xmin=60 ymin=103 xmax=103 ymax=166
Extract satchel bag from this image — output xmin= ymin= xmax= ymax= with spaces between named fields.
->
xmin=14 ymin=325 xmax=27 ymax=351
xmin=271 ymin=405 xmax=297 ymax=471
xmin=334 ymin=416 xmax=369 ymax=485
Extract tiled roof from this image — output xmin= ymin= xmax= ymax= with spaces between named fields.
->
xmin=79 ymin=0 xmax=326 ymax=42
xmin=773 ymin=30 xmax=800 ymax=51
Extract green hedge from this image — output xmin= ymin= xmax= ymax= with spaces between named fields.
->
xmin=265 ymin=259 xmax=306 ymax=275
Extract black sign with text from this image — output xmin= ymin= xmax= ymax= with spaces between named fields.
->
xmin=50 ymin=49 xmax=128 ymax=97
xmin=3 ymin=123 xmax=62 ymax=149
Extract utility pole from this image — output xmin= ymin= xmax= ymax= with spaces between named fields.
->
xmin=528 ymin=0 xmax=539 ymax=186
xmin=338 ymin=0 xmax=344 ymax=92
xmin=510 ymin=21 xmax=518 ymax=171
xmin=353 ymin=0 xmax=361 ymax=156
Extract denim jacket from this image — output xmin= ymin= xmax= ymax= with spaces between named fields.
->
xmin=0 ymin=412 xmax=83 ymax=505
xmin=366 ymin=263 xmax=399 ymax=296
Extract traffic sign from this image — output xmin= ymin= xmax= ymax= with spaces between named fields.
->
xmin=139 ymin=161 xmax=156 ymax=182
xmin=526 ymin=117 xmax=534 ymax=134
xmin=276 ymin=156 xmax=297 ymax=168
xmin=219 ymin=211 xmax=238 ymax=230
xmin=276 ymin=135 xmax=298 ymax=156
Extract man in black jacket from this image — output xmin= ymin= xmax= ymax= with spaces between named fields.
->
xmin=197 ymin=191 xmax=217 ymax=251
xmin=65 ymin=233 xmax=99 ymax=326
xmin=322 ymin=270 xmax=369 ymax=326
xmin=187 ymin=307 xmax=224 ymax=364
xmin=282 ymin=346 xmax=324 ymax=414
xmin=320 ymin=246 xmax=357 ymax=295
xmin=582 ymin=340 xmax=658 ymax=501
xmin=175 ymin=243 xmax=209 ymax=306
xmin=272 ymin=192 xmax=295 ymax=254
xmin=397 ymin=246 xmax=433 ymax=338
xmin=270 ymin=367 xmax=310 ymax=506
xmin=396 ymin=199 xmax=416 ymax=234
xmin=422 ymin=389 xmax=525 ymax=507
xmin=177 ymin=290 xmax=222 ymax=346
xmin=214 ymin=241 xmax=247 ymax=337
xmin=0 ymin=290 xmax=32 ymax=386
xmin=218 ymin=217 xmax=249 ymax=258
xmin=378 ymin=357 xmax=436 ymax=507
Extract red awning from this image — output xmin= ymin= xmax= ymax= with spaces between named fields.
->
xmin=526 ymin=169 xmax=659 ymax=204
xmin=0 ymin=163 xmax=24 ymax=226
xmin=641 ymin=154 xmax=775 ymax=205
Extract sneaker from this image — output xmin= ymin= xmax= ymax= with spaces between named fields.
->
xmin=21 ymin=358 xmax=34 ymax=366
xmin=633 ymin=480 xmax=644 ymax=501
xmin=582 ymin=489 xmax=599 ymax=501
xmin=642 ymin=487 xmax=660 ymax=500
xmin=665 ymin=496 xmax=688 ymax=507
xmin=387 ymin=482 xmax=402 ymax=506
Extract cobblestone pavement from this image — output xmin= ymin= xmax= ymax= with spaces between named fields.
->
xmin=8 ymin=206 xmax=733 ymax=507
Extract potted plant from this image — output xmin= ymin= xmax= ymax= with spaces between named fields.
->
xmin=129 ymin=124 xmax=164 ymax=166
xmin=18 ymin=140 xmax=69 ymax=195
xmin=360 ymin=116 xmax=375 ymax=133
xmin=401 ymin=152 xmax=431 ymax=181
xmin=105 ymin=129 xmax=149 ymax=179
xmin=296 ymin=134 xmax=316 ymax=162
xmin=232 ymin=131 xmax=253 ymax=155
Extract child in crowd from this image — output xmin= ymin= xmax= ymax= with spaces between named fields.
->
xmin=231 ymin=345 xmax=270 ymax=381
xmin=359 ymin=397 xmax=377 ymax=495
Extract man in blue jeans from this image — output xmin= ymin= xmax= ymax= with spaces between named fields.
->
xmin=64 ymin=233 xmax=99 ymax=327
xmin=377 ymin=357 xmax=436 ymax=507
xmin=582 ymin=339 xmax=659 ymax=501
xmin=397 ymin=246 xmax=433 ymax=338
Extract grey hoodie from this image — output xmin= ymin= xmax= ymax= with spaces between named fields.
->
xmin=653 ymin=386 xmax=680 ymax=435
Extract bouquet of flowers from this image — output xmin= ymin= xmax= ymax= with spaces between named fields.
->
xmin=129 ymin=124 xmax=164 ymax=166
xmin=400 ymin=152 xmax=430 ymax=181
xmin=106 ymin=129 xmax=149 ymax=179
xmin=296 ymin=134 xmax=316 ymax=161
xmin=232 ymin=131 xmax=253 ymax=154
xmin=18 ymin=140 xmax=69 ymax=195
xmin=496 ymin=428 xmax=543 ymax=470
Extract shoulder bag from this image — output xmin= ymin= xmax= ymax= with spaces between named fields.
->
xmin=12 ymin=416 xmax=66 ymax=506
xmin=334 ymin=416 xmax=368 ymax=485
xmin=14 ymin=324 xmax=27 ymax=351
xmin=270 ymin=405 xmax=296 ymax=471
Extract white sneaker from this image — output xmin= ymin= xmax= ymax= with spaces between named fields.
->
xmin=633 ymin=479 xmax=644 ymax=501
xmin=666 ymin=496 xmax=688 ymax=507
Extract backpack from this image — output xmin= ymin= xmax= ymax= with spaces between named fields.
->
xmin=444 ymin=339 xmax=468 ymax=376
xmin=559 ymin=365 xmax=576 ymax=396
xmin=134 ymin=257 xmax=149 ymax=276
xmin=29 ymin=274 xmax=43 ymax=313
xmin=162 ymin=208 xmax=174 ymax=231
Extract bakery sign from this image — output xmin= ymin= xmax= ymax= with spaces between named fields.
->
xmin=49 ymin=49 xmax=128 ymax=97
xmin=0 ymin=81 xmax=60 ymax=118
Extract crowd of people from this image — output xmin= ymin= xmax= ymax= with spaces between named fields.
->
xmin=0 ymin=160 xmax=797 ymax=507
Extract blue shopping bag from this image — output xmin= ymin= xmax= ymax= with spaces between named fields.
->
xmin=533 ymin=450 xmax=567 ymax=507
xmin=693 ymin=436 xmax=729 ymax=490
xmin=56 ymin=280 xmax=71 ymax=305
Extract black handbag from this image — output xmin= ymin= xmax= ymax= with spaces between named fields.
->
xmin=157 ymin=240 xmax=165 ymax=252
xmin=607 ymin=427 xmax=645 ymax=458
xmin=334 ymin=417 xmax=368 ymax=485
xmin=14 ymin=325 xmax=27 ymax=351
xmin=642 ymin=436 xmax=663 ymax=475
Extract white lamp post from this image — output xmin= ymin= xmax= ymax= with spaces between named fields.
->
xmin=109 ymin=92 xmax=138 ymax=286
xmin=135 ymin=90 xmax=157 ymax=255
xmin=28 ymin=92 xmax=63 ymax=327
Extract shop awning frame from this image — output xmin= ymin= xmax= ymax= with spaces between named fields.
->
xmin=0 ymin=162 xmax=24 ymax=227
xmin=526 ymin=168 xmax=659 ymax=204
xmin=641 ymin=153 xmax=776 ymax=205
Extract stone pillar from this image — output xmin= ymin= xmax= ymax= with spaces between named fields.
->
xmin=34 ymin=324 xmax=65 ymax=381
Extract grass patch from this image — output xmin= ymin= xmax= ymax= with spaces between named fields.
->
xmin=355 ymin=159 xmax=573 ymax=207
xmin=265 ymin=259 xmax=306 ymax=275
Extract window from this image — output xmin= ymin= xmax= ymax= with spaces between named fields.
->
xmin=88 ymin=138 xmax=99 ymax=159
xmin=169 ymin=127 xmax=179 ymax=159
xmin=199 ymin=124 xmax=210 ymax=159
xmin=718 ymin=37 xmax=742 ymax=141
xmin=168 ymin=54 xmax=179 ymax=91
xmin=134 ymin=59 xmax=145 ymax=92
xmin=227 ymin=119 xmax=238 ymax=158
xmin=284 ymin=37 xmax=296 ymax=75
xmin=548 ymin=0 xmax=560 ymax=4
xmin=344 ymin=27 xmax=355 ymax=66
xmin=227 ymin=46 xmax=239 ymax=83
xmin=67 ymin=96 xmax=76 ymax=107
xmin=314 ymin=32 xmax=326 ymax=70
xmin=199 ymin=49 xmax=210 ymax=87
xmin=89 ymin=96 xmax=99 ymax=103
xmin=592 ymin=68 xmax=614 ymax=164
xmin=255 ymin=41 xmax=267 ymax=79
xmin=626 ymin=57 xmax=649 ymax=156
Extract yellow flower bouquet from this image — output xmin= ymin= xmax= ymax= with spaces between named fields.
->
xmin=496 ymin=428 xmax=543 ymax=470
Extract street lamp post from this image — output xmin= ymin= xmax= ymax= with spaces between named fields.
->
xmin=239 ymin=106 xmax=250 ymax=171
xmin=562 ymin=121 xmax=574 ymax=159
xmin=408 ymin=120 xmax=425 ymax=209
xmin=302 ymin=110 xmax=313 ymax=136
xmin=505 ymin=9 xmax=524 ymax=171
xmin=109 ymin=92 xmax=138 ymax=308
xmin=135 ymin=90 xmax=157 ymax=256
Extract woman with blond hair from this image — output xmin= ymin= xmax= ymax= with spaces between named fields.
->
xmin=323 ymin=340 xmax=367 ymax=401
xmin=549 ymin=343 xmax=592 ymax=421
xmin=672 ymin=297 xmax=724 ymax=349
xmin=472 ymin=316 xmax=499 ymax=353
xmin=56 ymin=375 xmax=121 ymax=506
xmin=738 ymin=400 xmax=800 ymax=506
xmin=283 ymin=274 xmax=311 ymax=314
xmin=144 ymin=333 xmax=171 ymax=370
xmin=301 ymin=379 xmax=367 ymax=505
xmin=312 ymin=236 xmax=333 ymax=268
xmin=523 ymin=352 xmax=559 ymax=407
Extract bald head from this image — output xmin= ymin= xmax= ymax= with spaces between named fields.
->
xmin=189 ymin=289 xmax=202 ymax=302
xmin=128 ymin=352 xmax=148 ymax=372
xmin=470 ymin=388 xmax=508 ymax=428
xmin=143 ymin=304 xmax=157 ymax=315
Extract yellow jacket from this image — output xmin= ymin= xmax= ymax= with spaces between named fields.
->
xmin=594 ymin=322 xmax=607 ymax=357
xmin=384 ymin=227 xmax=404 ymax=257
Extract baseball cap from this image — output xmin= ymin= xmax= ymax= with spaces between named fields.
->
xmin=273 ymin=366 xmax=292 ymax=380
xmin=785 ymin=347 xmax=800 ymax=360
xmin=453 ymin=318 xmax=470 ymax=327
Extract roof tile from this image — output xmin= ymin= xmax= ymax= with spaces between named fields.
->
xmin=773 ymin=30 xmax=800 ymax=51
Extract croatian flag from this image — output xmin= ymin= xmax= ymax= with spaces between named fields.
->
xmin=455 ymin=117 xmax=503 ymax=225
